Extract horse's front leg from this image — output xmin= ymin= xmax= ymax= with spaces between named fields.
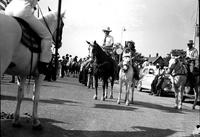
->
xmin=117 ymin=80 xmax=122 ymax=104
xmin=173 ymin=86 xmax=179 ymax=109
xmin=101 ymin=79 xmax=106 ymax=101
xmin=125 ymin=83 xmax=131 ymax=106
xmin=109 ymin=77 xmax=114 ymax=99
xmin=93 ymin=76 xmax=98 ymax=100
xmin=12 ymin=76 xmax=26 ymax=127
xmin=104 ymin=80 xmax=108 ymax=99
xmin=192 ymin=86 xmax=199 ymax=109
xmin=130 ymin=82 xmax=135 ymax=104
xmin=32 ymin=74 xmax=44 ymax=130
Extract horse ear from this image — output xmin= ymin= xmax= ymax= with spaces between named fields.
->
xmin=86 ymin=41 xmax=90 ymax=45
xmin=48 ymin=7 xmax=52 ymax=12
xmin=61 ymin=10 xmax=66 ymax=18
xmin=86 ymin=41 xmax=93 ymax=46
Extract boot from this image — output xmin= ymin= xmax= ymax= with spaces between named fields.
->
xmin=38 ymin=61 xmax=49 ymax=75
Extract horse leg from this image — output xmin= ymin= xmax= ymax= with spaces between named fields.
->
xmin=101 ymin=79 xmax=106 ymax=101
xmin=117 ymin=80 xmax=122 ymax=104
xmin=173 ymin=86 xmax=179 ymax=109
xmin=178 ymin=86 xmax=184 ymax=110
xmin=104 ymin=80 xmax=108 ymax=99
xmin=32 ymin=74 xmax=44 ymax=130
xmin=12 ymin=76 xmax=26 ymax=127
xmin=87 ymin=73 xmax=90 ymax=88
xmin=192 ymin=86 xmax=199 ymax=109
xmin=130 ymin=82 xmax=135 ymax=104
xmin=93 ymin=76 xmax=98 ymax=100
xmin=109 ymin=77 xmax=114 ymax=99
xmin=125 ymin=84 xmax=131 ymax=106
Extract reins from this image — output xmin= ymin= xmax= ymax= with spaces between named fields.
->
xmin=37 ymin=4 xmax=56 ymax=43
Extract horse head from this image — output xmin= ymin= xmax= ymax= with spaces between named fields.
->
xmin=41 ymin=11 xmax=65 ymax=48
xmin=86 ymin=40 xmax=102 ymax=61
xmin=122 ymin=51 xmax=132 ymax=72
xmin=167 ymin=56 xmax=179 ymax=74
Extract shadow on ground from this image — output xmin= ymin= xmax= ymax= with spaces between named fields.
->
xmin=1 ymin=117 xmax=177 ymax=137
xmin=133 ymin=100 xmax=196 ymax=114
xmin=0 ymin=95 xmax=80 ymax=105
xmin=93 ymin=103 xmax=137 ymax=111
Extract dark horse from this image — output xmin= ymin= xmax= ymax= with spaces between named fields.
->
xmin=86 ymin=41 xmax=118 ymax=101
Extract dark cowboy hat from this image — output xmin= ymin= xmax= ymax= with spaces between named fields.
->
xmin=187 ymin=40 xmax=194 ymax=45
xmin=103 ymin=27 xmax=112 ymax=32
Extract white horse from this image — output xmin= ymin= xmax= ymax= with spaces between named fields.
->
xmin=117 ymin=50 xmax=135 ymax=105
xmin=0 ymin=11 xmax=65 ymax=129
xmin=167 ymin=56 xmax=187 ymax=109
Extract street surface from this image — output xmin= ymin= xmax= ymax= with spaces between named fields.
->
xmin=1 ymin=75 xmax=200 ymax=137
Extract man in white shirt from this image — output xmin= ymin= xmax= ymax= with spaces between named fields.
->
xmin=186 ymin=40 xmax=199 ymax=73
xmin=102 ymin=27 xmax=114 ymax=55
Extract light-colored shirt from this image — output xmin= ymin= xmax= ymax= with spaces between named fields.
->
xmin=103 ymin=35 xmax=114 ymax=47
xmin=0 ymin=0 xmax=11 ymax=14
xmin=186 ymin=47 xmax=198 ymax=60
xmin=5 ymin=0 xmax=37 ymax=17
xmin=0 ymin=0 xmax=7 ymax=10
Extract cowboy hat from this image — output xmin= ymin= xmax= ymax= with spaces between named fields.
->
xmin=103 ymin=27 xmax=112 ymax=32
xmin=187 ymin=40 xmax=194 ymax=45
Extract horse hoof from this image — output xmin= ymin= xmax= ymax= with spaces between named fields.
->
xmin=109 ymin=95 xmax=113 ymax=99
xmin=101 ymin=97 xmax=105 ymax=101
xmin=130 ymin=101 xmax=134 ymax=104
xmin=125 ymin=101 xmax=129 ymax=106
xmin=32 ymin=124 xmax=43 ymax=130
xmin=93 ymin=95 xmax=97 ymax=100
xmin=178 ymin=106 xmax=182 ymax=110
xmin=192 ymin=106 xmax=195 ymax=109
xmin=117 ymin=100 xmax=120 ymax=104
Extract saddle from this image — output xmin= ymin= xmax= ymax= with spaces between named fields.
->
xmin=14 ymin=17 xmax=41 ymax=53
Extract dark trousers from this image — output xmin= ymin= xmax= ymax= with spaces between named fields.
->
xmin=150 ymin=75 xmax=159 ymax=94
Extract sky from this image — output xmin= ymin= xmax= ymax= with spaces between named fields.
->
xmin=38 ymin=0 xmax=199 ymax=58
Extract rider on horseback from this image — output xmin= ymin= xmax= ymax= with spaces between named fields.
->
xmin=186 ymin=40 xmax=199 ymax=74
xmin=5 ymin=0 xmax=52 ymax=75
xmin=122 ymin=41 xmax=140 ymax=80
xmin=102 ymin=27 xmax=114 ymax=56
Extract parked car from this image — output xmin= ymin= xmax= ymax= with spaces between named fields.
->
xmin=137 ymin=65 xmax=156 ymax=91
xmin=137 ymin=66 xmax=173 ymax=96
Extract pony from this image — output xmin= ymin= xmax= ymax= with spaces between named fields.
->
xmin=167 ymin=56 xmax=187 ymax=109
xmin=86 ymin=41 xmax=117 ymax=101
xmin=117 ymin=49 xmax=135 ymax=105
xmin=0 ymin=11 xmax=65 ymax=129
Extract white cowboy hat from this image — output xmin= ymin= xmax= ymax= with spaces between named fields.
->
xmin=103 ymin=27 xmax=112 ymax=32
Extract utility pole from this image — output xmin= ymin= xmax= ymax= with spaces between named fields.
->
xmin=54 ymin=0 xmax=62 ymax=80
xmin=120 ymin=27 xmax=126 ymax=46
xmin=193 ymin=0 xmax=199 ymax=47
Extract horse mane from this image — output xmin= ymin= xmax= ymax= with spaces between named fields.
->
xmin=93 ymin=41 xmax=112 ymax=63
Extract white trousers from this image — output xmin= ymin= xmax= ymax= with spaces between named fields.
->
xmin=5 ymin=4 xmax=52 ymax=63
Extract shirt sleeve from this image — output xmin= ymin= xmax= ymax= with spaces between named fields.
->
xmin=192 ymin=49 xmax=198 ymax=59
